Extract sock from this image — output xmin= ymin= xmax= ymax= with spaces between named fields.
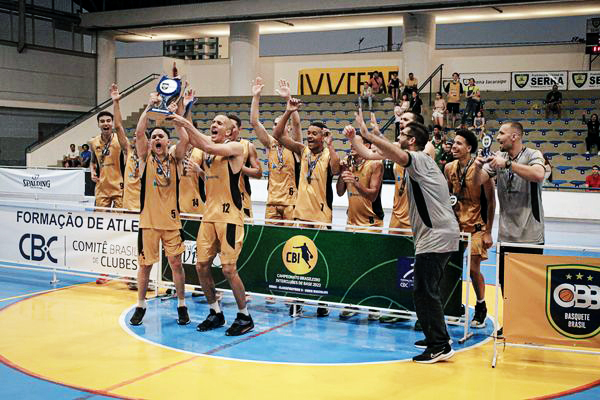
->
xmin=210 ymin=301 xmax=221 ymax=314
xmin=239 ymin=307 xmax=249 ymax=316
xmin=178 ymin=298 xmax=186 ymax=307
xmin=137 ymin=299 xmax=147 ymax=308
xmin=477 ymin=299 xmax=485 ymax=304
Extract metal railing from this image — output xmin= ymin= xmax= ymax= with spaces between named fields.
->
xmin=25 ymin=73 xmax=160 ymax=154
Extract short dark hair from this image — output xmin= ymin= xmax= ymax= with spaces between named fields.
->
xmin=97 ymin=111 xmax=113 ymax=122
xmin=310 ymin=121 xmax=327 ymax=131
xmin=452 ymin=72 xmax=460 ymax=77
xmin=227 ymin=114 xmax=242 ymax=129
xmin=82 ymin=144 xmax=89 ymax=150
xmin=433 ymin=124 xmax=442 ymax=131
xmin=593 ymin=165 xmax=599 ymax=170
xmin=503 ymin=121 xmax=524 ymax=137
xmin=455 ymin=129 xmax=478 ymax=154
xmin=405 ymin=122 xmax=429 ymax=151
xmin=70 ymin=143 xmax=76 ymax=147
xmin=148 ymin=126 xmax=171 ymax=138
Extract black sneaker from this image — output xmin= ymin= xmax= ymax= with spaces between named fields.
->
xmin=316 ymin=306 xmax=329 ymax=317
xmin=177 ymin=306 xmax=190 ymax=325
xmin=129 ymin=307 xmax=146 ymax=326
xmin=471 ymin=302 xmax=487 ymax=329
xmin=197 ymin=309 xmax=225 ymax=332
xmin=379 ymin=315 xmax=410 ymax=323
xmin=225 ymin=313 xmax=254 ymax=336
xmin=496 ymin=327 xmax=504 ymax=338
xmin=412 ymin=344 xmax=455 ymax=364
xmin=289 ymin=304 xmax=303 ymax=317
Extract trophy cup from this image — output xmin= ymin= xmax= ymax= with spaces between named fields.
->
xmin=148 ymin=75 xmax=183 ymax=121
xmin=481 ymin=134 xmax=493 ymax=158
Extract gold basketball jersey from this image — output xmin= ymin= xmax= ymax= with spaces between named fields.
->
xmin=446 ymin=159 xmax=485 ymax=231
xmin=346 ymin=158 xmax=384 ymax=227
xmin=202 ymin=152 xmax=244 ymax=226
xmin=447 ymin=81 xmax=462 ymax=103
xmin=122 ymin=148 xmax=141 ymax=211
xmin=391 ymin=163 xmax=411 ymax=230
xmin=139 ymin=152 xmax=181 ymax=230
xmin=267 ymin=139 xmax=298 ymax=206
xmin=293 ymin=146 xmax=333 ymax=224
xmin=90 ymin=134 xmax=124 ymax=198
xmin=179 ymin=147 xmax=206 ymax=215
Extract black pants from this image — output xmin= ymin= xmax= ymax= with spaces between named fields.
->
xmin=413 ymin=251 xmax=452 ymax=350
xmin=586 ymin=135 xmax=600 ymax=153
xmin=499 ymin=244 xmax=544 ymax=293
xmin=461 ymin=99 xmax=480 ymax=125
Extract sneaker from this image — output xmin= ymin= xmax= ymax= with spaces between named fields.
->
xmin=339 ymin=307 xmax=358 ymax=320
xmin=265 ymin=296 xmax=276 ymax=304
xmin=415 ymin=338 xmax=453 ymax=350
xmin=316 ymin=306 xmax=330 ymax=317
xmin=379 ymin=315 xmax=409 ymax=324
xmin=470 ymin=302 xmax=487 ymax=329
xmin=368 ymin=310 xmax=381 ymax=321
xmin=197 ymin=309 xmax=225 ymax=332
xmin=127 ymin=282 xmax=138 ymax=291
xmin=96 ymin=274 xmax=109 ymax=284
xmin=496 ymin=327 xmax=504 ymax=339
xmin=191 ymin=289 xmax=204 ymax=298
xmin=225 ymin=313 xmax=254 ymax=336
xmin=177 ymin=306 xmax=190 ymax=325
xmin=129 ymin=307 xmax=146 ymax=326
xmin=289 ymin=304 xmax=303 ymax=316
xmin=412 ymin=344 xmax=455 ymax=364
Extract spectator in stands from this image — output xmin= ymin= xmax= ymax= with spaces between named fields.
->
xmin=398 ymin=93 xmax=410 ymax=114
xmin=403 ymin=72 xmax=418 ymax=97
xmin=409 ymin=90 xmax=423 ymax=115
xmin=461 ymin=78 xmax=481 ymax=126
xmin=80 ymin=144 xmax=91 ymax=168
xmin=388 ymin=71 xmax=402 ymax=104
xmin=444 ymin=72 xmax=463 ymax=128
xmin=543 ymin=154 xmax=553 ymax=185
xmin=585 ymin=165 xmax=600 ymax=190
xmin=358 ymin=80 xmax=374 ymax=111
xmin=583 ymin=113 xmax=600 ymax=155
xmin=439 ymin=138 xmax=454 ymax=171
xmin=369 ymin=71 xmax=385 ymax=95
xmin=544 ymin=84 xmax=562 ymax=119
xmin=472 ymin=110 xmax=486 ymax=138
xmin=63 ymin=144 xmax=81 ymax=167
xmin=432 ymin=92 xmax=446 ymax=129
xmin=431 ymin=125 xmax=444 ymax=169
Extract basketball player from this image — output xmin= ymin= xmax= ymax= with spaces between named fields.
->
xmin=273 ymin=98 xmax=341 ymax=317
xmin=129 ymin=93 xmax=190 ymax=327
xmin=169 ymin=113 xmax=254 ymax=336
xmin=251 ymin=77 xmax=301 ymax=225
xmin=346 ymin=122 xmax=459 ymax=364
xmin=226 ymin=114 xmax=262 ymax=219
xmin=444 ymin=129 xmax=495 ymax=328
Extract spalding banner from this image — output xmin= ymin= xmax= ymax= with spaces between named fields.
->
xmin=504 ymin=253 xmax=599 ymax=348
xmin=298 ymin=66 xmax=399 ymax=96
xmin=0 ymin=167 xmax=85 ymax=197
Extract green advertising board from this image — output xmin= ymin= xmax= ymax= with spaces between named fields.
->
xmin=162 ymin=219 xmax=464 ymax=316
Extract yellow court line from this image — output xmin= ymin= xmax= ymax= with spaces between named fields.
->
xmin=0 ymin=288 xmax=67 ymax=303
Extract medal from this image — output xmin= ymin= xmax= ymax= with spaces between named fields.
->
xmin=449 ymin=195 xmax=458 ymax=206
xmin=306 ymin=150 xmax=322 ymax=184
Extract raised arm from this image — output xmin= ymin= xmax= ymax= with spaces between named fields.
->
xmin=357 ymin=126 xmax=409 ymax=166
xmin=110 ymin=83 xmax=129 ymax=156
xmin=272 ymin=98 xmax=305 ymax=155
xmin=242 ymin=142 xmax=263 ymax=179
xmin=343 ymin=125 xmax=384 ymax=161
xmin=135 ymin=93 xmax=160 ymax=160
xmin=250 ymin=77 xmax=272 ymax=148
xmin=275 ymin=79 xmax=302 ymax=143
xmin=325 ymin=130 xmax=340 ymax=175
xmin=169 ymin=114 xmax=243 ymax=158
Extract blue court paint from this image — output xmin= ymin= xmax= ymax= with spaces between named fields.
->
xmin=125 ymin=296 xmax=493 ymax=364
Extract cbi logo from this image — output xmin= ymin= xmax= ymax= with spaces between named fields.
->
xmin=19 ymin=233 xmax=58 ymax=263
xmin=282 ymin=235 xmax=318 ymax=275
xmin=546 ymin=265 xmax=600 ymax=339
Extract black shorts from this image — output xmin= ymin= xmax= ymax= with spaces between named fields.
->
xmin=447 ymin=103 xmax=460 ymax=114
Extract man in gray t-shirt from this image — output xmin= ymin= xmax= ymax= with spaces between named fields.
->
xmin=475 ymin=121 xmax=546 ymax=294
xmin=345 ymin=121 xmax=459 ymax=364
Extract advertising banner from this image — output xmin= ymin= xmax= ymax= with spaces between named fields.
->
xmin=568 ymin=70 xmax=600 ymax=90
xmin=504 ymin=253 xmax=600 ymax=348
xmin=511 ymin=71 xmax=567 ymax=91
xmin=443 ymin=73 xmax=511 ymax=91
xmin=162 ymin=220 xmax=464 ymax=314
xmin=0 ymin=168 xmax=85 ymax=196
xmin=0 ymin=207 xmax=139 ymax=278
xmin=298 ymin=66 xmax=399 ymax=96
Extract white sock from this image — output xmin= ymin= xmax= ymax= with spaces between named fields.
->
xmin=137 ymin=299 xmax=147 ymax=308
xmin=210 ymin=301 xmax=221 ymax=313
xmin=477 ymin=299 xmax=485 ymax=304
xmin=178 ymin=298 xmax=186 ymax=307
xmin=239 ymin=307 xmax=249 ymax=316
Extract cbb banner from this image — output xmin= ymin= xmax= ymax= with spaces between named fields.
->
xmin=298 ymin=66 xmax=399 ymax=96
xmin=504 ymin=253 xmax=600 ymax=348
xmin=511 ymin=71 xmax=568 ymax=91
xmin=568 ymin=70 xmax=600 ymax=90
xmin=0 ymin=206 xmax=139 ymax=278
xmin=162 ymin=219 xmax=465 ymax=315
xmin=0 ymin=168 xmax=85 ymax=196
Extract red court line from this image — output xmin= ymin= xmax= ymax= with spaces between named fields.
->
xmin=530 ymin=379 xmax=600 ymax=400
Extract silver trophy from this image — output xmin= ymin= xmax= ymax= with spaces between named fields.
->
xmin=148 ymin=75 xmax=183 ymax=121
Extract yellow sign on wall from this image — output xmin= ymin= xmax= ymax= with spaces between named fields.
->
xmin=298 ymin=66 xmax=399 ymax=96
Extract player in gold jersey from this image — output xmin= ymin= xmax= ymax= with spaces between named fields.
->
xmin=129 ymin=93 xmax=190 ymax=327
xmin=444 ymin=129 xmax=495 ymax=328
xmin=273 ymin=98 xmax=341 ymax=318
xmin=251 ymin=77 xmax=301 ymax=225
xmin=170 ymin=113 xmax=254 ymax=336
xmin=226 ymin=114 xmax=262 ymax=219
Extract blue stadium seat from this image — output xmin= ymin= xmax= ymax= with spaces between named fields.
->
xmin=562 ymin=152 xmax=578 ymax=160
xmin=549 ymin=140 xmax=565 ymax=148
xmin=551 ymin=179 xmax=567 ymax=188
xmin=570 ymin=180 xmax=586 ymax=188
xmin=575 ymin=166 xmax=591 ymax=175
xmin=531 ymin=140 xmax=546 ymax=148
xmin=556 ymin=166 xmax=572 ymax=174
xmin=567 ymin=140 xmax=583 ymax=148
xmin=544 ymin=152 xmax=559 ymax=159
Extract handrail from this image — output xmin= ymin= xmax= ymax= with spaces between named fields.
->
xmin=380 ymin=64 xmax=444 ymax=135
xmin=25 ymin=73 xmax=160 ymax=154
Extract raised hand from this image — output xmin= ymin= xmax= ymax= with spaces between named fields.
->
xmin=166 ymin=113 xmax=186 ymax=126
xmin=286 ymin=97 xmax=302 ymax=113
xmin=275 ymin=79 xmax=291 ymax=100
xmin=183 ymin=86 xmax=196 ymax=108
xmin=167 ymin=101 xmax=178 ymax=114
xmin=251 ymin=77 xmax=264 ymax=97
xmin=369 ymin=112 xmax=381 ymax=135
xmin=343 ymin=125 xmax=356 ymax=140
xmin=110 ymin=83 xmax=121 ymax=102
xmin=149 ymin=92 xmax=162 ymax=107
xmin=354 ymin=109 xmax=365 ymax=126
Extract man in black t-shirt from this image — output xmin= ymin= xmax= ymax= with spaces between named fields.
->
xmin=545 ymin=84 xmax=562 ymax=119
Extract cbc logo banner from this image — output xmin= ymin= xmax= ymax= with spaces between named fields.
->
xmin=19 ymin=233 xmax=59 ymax=264
xmin=282 ymin=235 xmax=318 ymax=275
xmin=546 ymin=265 xmax=600 ymax=339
